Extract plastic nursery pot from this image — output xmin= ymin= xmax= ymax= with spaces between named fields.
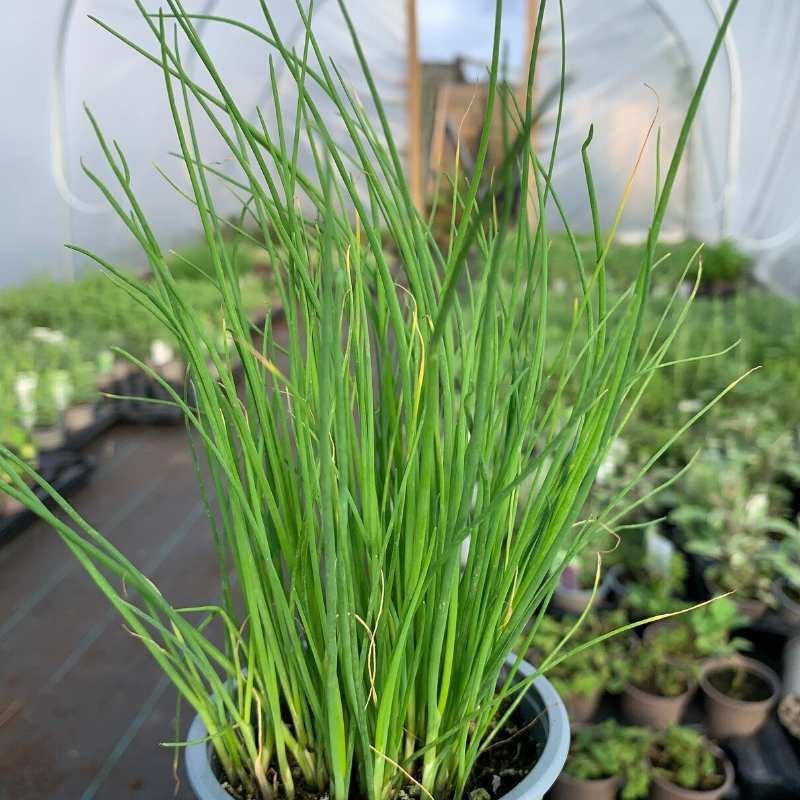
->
xmin=650 ymin=746 xmax=734 ymax=800
xmin=703 ymin=569 xmax=767 ymax=623
xmin=783 ymin=635 xmax=800 ymax=696
xmin=32 ymin=426 xmax=66 ymax=452
xmin=620 ymin=681 xmax=694 ymax=731
xmin=552 ymin=566 xmax=619 ymax=615
xmin=549 ymin=770 xmax=619 ymax=800
xmin=1 ymin=493 xmax=25 ymax=517
xmin=700 ymin=655 xmax=780 ymax=738
xmin=779 ymin=636 xmax=800 ymax=739
xmin=185 ymin=658 xmax=570 ymax=800
xmin=564 ymin=689 xmax=602 ymax=724
xmin=64 ymin=403 xmax=96 ymax=435
xmin=774 ymin=579 xmax=800 ymax=628
xmin=156 ymin=359 xmax=186 ymax=385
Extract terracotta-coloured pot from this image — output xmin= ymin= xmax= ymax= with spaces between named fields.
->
xmin=650 ymin=747 xmax=734 ymax=800
xmin=550 ymin=771 xmax=619 ymax=800
xmin=64 ymin=403 xmax=96 ymax=434
xmin=157 ymin=358 xmax=186 ymax=384
xmin=1 ymin=493 xmax=25 ymax=517
xmin=564 ymin=689 xmax=602 ymax=724
xmin=111 ymin=360 xmax=137 ymax=383
xmin=621 ymin=681 xmax=693 ymax=730
xmin=700 ymin=655 xmax=780 ymax=738
xmin=95 ymin=371 xmax=115 ymax=393
xmin=552 ymin=567 xmax=619 ymax=615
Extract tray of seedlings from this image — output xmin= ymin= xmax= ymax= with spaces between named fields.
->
xmin=535 ymin=598 xmax=800 ymax=799
xmin=0 ymin=448 xmax=95 ymax=545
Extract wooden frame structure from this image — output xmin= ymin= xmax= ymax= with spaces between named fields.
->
xmin=405 ymin=0 xmax=539 ymax=213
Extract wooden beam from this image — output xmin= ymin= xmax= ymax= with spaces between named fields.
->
xmin=525 ymin=0 xmax=540 ymax=224
xmin=406 ymin=0 xmax=424 ymax=212
xmin=526 ymin=0 xmax=540 ymax=64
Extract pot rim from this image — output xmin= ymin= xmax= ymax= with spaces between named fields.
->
xmin=555 ymin=769 xmax=620 ymax=788
xmin=651 ymin=746 xmax=734 ymax=799
xmin=624 ymin=679 xmax=694 ymax=705
xmin=775 ymin=577 xmax=800 ymax=612
xmin=186 ymin=656 xmax=570 ymax=800
xmin=700 ymin=655 xmax=780 ymax=710
xmin=555 ymin=564 xmax=621 ymax=598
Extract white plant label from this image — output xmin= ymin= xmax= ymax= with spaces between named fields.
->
xmin=51 ymin=370 xmax=73 ymax=412
xmin=14 ymin=373 xmax=38 ymax=429
xmin=150 ymin=339 xmax=174 ymax=366
xmin=645 ymin=526 xmax=675 ymax=577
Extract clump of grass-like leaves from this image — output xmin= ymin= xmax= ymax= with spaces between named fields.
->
xmin=0 ymin=1 xmax=739 ymax=799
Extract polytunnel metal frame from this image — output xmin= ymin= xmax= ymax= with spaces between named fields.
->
xmin=46 ymin=0 xmax=416 ymax=285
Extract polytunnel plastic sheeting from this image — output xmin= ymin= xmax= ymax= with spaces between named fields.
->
xmin=533 ymin=0 xmax=800 ymax=298
xmin=0 ymin=1 xmax=409 ymax=290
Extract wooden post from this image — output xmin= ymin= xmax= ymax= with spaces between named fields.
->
xmin=525 ymin=0 xmax=540 ymax=224
xmin=406 ymin=0 xmax=424 ymax=212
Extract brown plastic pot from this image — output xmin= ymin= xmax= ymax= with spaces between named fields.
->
xmin=700 ymin=655 xmax=780 ymax=738
xmin=64 ymin=403 xmax=96 ymax=434
xmin=552 ymin=566 xmax=619 ymax=615
xmin=157 ymin=358 xmax=186 ymax=384
xmin=1 ymin=493 xmax=24 ymax=517
xmin=550 ymin=771 xmax=619 ymax=800
xmin=650 ymin=747 xmax=734 ymax=800
xmin=564 ymin=689 xmax=602 ymax=724
xmin=621 ymin=681 xmax=693 ymax=730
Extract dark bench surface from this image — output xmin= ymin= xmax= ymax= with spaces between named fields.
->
xmin=0 ymin=423 xmax=210 ymax=800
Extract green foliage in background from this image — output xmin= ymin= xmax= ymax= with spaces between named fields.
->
xmin=528 ymin=611 xmax=631 ymax=700
xmin=650 ymin=727 xmax=726 ymax=792
xmin=564 ymin=720 xmax=652 ymax=799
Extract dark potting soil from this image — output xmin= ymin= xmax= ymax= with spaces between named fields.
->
xmin=708 ymin=667 xmax=773 ymax=702
xmin=210 ymin=704 xmax=543 ymax=800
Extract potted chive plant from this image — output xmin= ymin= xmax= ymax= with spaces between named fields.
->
xmin=0 ymin=1 xmax=738 ymax=799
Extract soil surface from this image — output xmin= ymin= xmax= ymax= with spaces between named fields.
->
xmin=210 ymin=704 xmax=543 ymax=800
xmin=708 ymin=667 xmax=773 ymax=702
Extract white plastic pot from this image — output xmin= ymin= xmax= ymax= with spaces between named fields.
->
xmin=185 ymin=658 xmax=570 ymax=800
